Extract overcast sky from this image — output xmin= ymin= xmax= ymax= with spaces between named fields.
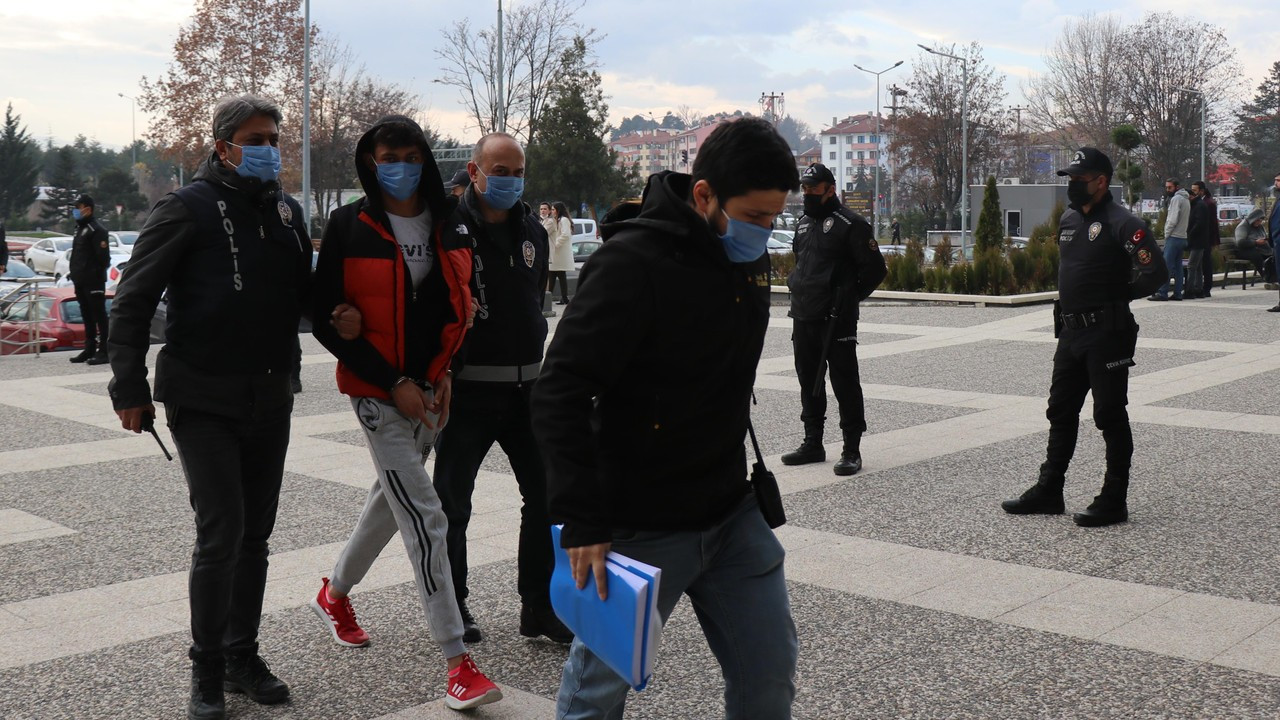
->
xmin=3 ymin=0 xmax=1277 ymax=151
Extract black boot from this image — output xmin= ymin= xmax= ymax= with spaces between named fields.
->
xmin=224 ymin=651 xmax=290 ymax=705
xmin=85 ymin=351 xmax=109 ymax=365
xmin=459 ymin=599 xmax=482 ymax=643
xmin=69 ymin=348 xmax=93 ymax=363
xmin=781 ymin=425 xmax=825 ymax=466
xmin=520 ymin=603 xmax=574 ymax=644
xmin=188 ymin=658 xmax=225 ymax=720
xmin=1001 ymin=464 xmax=1065 ymax=515
xmin=1073 ymin=473 xmax=1129 ymax=527
xmin=833 ymin=432 xmax=862 ymax=476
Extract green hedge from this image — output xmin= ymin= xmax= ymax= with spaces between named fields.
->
xmin=882 ymin=237 xmax=1059 ymax=295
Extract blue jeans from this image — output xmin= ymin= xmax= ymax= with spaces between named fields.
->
xmin=1158 ymin=236 xmax=1187 ymax=298
xmin=556 ymin=496 xmax=797 ymax=720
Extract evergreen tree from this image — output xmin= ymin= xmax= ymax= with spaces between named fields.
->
xmin=0 ymin=103 xmax=39 ymax=221
xmin=93 ymin=167 xmax=149 ymax=223
xmin=39 ymin=147 xmax=82 ymax=228
xmin=526 ymin=37 xmax=639 ymax=213
xmin=1232 ymin=61 xmax=1280 ymax=191
xmin=974 ymin=175 xmax=1004 ymax=251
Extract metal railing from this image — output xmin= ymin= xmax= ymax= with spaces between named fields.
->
xmin=0 ymin=277 xmax=53 ymax=357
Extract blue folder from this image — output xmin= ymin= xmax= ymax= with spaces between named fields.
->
xmin=549 ymin=525 xmax=663 ymax=690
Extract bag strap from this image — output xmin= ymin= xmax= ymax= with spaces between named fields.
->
xmin=747 ymin=391 xmax=767 ymax=467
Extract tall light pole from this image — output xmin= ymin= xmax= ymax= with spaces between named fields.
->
xmin=853 ymin=61 xmax=903 ymax=239
xmin=496 ymin=0 xmax=505 ymax=132
xmin=888 ymin=85 xmax=908 ymax=231
xmin=302 ymin=0 xmax=312 ymax=231
xmin=1175 ymin=87 xmax=1206 ymax=182
xmin=116 ymin=93 xmax=136 ymax=169
xmin=919 ymin=44 xmax=970 ymax=248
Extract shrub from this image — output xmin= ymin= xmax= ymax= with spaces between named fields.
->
xmin=769 ymin=251 xmax=796 ymax=283
xmin=933 ymin=236 xmax=953 ymax=267
xmin=1028 ymin=202 xmax=1064 ymax=246
xmin=1009 ymin=247 xmax=1035 ymax=291
xmin=894 ymin=253 xmax=924 ymax=291
xmin=974 ymin=175 xmax=1004 ymax=252
xmin=904 ymin=238 xmax=925 ymax=266
xmin=923 ymin=266 xmax=948 ymax=293
xmin=949 ymin=262 xmax=974 ymax=294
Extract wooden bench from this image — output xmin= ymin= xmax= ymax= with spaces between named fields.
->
xmin=1215 ymin=246 xmax=1261 ymax=290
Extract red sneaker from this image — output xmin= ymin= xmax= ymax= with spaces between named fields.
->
xmin=309 ymin=577 xmax=370 ymax=648
xmin=445 ymin=654 xmax=503 ymax=710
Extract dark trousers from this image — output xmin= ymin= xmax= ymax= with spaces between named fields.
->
xmin=432 ymin=381 xmax=552 ymax=607
xmin=1043 ymin=317 xmax=1138 ymax=482
xmin=792 ymin=318 xmax=866 ymax=434
xmin=166 ymin=403 xmax=292 ymax=661
xmin=1203 ymin=247 xmax=1216 ymax=292
xmin=74 ymin=283 xmax=108 ymax=353
xmin=548 ymin=271 xmax=570 ymax=301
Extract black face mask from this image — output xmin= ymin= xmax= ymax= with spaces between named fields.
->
xmin=1067 ymin=179 xmax=1094 ymax=207
xmin=804 ymin=193 xmax=833 ymax=218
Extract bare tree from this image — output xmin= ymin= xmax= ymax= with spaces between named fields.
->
xmin=309 ymin=38 xmax=419 ymax=228
xmin=674 ymin=104 xmax=703 ymax=129
xmin=1120 ymin=13 xmax=1243 ymax=184
xmin=892 ymin=43 xmax=1007 ymax=230
xmin=435 ymin=0 xmax=597 ymax=145
xmin=1024 ymin=15 xmax=1128 ymax=156
xmin=138 ymin=0 xmax=310 ymax=186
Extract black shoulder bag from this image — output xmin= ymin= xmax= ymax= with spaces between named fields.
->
xmin=746 ymin=420 xmax=786 ymax=528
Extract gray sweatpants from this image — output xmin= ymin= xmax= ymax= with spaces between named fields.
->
xmin=329 ymin=395 xmax=466 ymax=660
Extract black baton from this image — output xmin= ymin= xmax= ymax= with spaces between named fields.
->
xmin=141 ymin=412 xmax=174 ymax=462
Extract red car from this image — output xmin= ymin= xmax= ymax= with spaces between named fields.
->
xmin=0 ymin=287 xmax=114 ymax=355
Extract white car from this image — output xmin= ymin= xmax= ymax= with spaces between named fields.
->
xmin=771 ymin=230 xmax=795 ymax=245
xmin=766 ymin=238 xmax=792 ymax=255
xmin=54 ymin=248 xmax=131 ymax=289
xmin=109 ymin=231 xmax=140 ymax=255
xmin=24 ymin=237 xmax=74 ymax=275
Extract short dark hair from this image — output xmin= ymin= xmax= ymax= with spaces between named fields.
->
xmin=371 ymin=119 xmax=427 ymax=152
xmin=75 ymin=194 xmax=94 ymax=208
xmin=1165 ymin=178 xmax=1180 ymax=187
xmin=691 ymin=118 xmax=799 ymax=200
xmin=1191 ymin=180 xmax=1209 ymax=195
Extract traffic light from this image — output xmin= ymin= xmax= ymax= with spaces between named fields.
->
xmin=680 ymin=149 xmax=688 ymax=165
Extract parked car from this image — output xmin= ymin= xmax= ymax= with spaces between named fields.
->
xmin=0 ymin=287 xmax=114 ymax=355
xmin=770 ymin=229 xmax=795 ymax=245
xmin=54 ymin=247 xmax=131 ymax=287
xmin=766 ymin=238 xmax=792 ymax=255
xmin=24 ymin=237 xmax=74 ymax=274
xmin=572 ymin=239 xmax=602 ymax=270
xmin=109 ymin=231 xmax=141 ymax=254
xmin=1 ymin=262 xmax=55 ymax=302
xmin=571 ymin=218 xmax=598 ymax=244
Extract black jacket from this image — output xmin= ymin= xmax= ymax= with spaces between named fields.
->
xmin=787 ymin=198 xmax=887 ymax=324
xmin=1187 ymin=195 xmax=1215 ymax=250
xmin=446 ymin=185 xmax=548 ymax=370
xmin=532 ymin=171 xmax=772 ymax=548
xmin=312 ymin=116 xmax=470 ymax=396
xmin=1057 ymin=193 xmax=1166 ymax=312
xmin=69 ymin=215 xmax=110 ymax=287
xmin=107 ymin=152 xmax=312 ymax=417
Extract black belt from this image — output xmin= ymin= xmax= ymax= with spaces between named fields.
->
xmin=1060 ymin=309 xmax=1106 ymax=330
xmin=456 ymin=362 xmax=541 ymax=383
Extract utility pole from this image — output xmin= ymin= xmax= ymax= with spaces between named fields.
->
xmin=1010 ymin=105 xmax=1028 ymax=180
xmin=1175 ymin=87 xmax=1206 ymax=182
xmin=759 ymin=91 xmax=785 ymax=124
xmin=919 ymin=44 xmax=970 ymax=248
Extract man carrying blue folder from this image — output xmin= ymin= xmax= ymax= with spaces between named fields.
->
xmin=533 ymin=117 xmax=799 ymax=719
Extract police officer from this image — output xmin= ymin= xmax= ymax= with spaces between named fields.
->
xmin=68 ymin=194 xmax=111 ymax=364
xmin=782 ymin=163 xmax=887 ymax=475
xmin=1002 ymin=147 xmax=1166 ymax=527
xmin=107 ymin=94 xmax=322 ymax=720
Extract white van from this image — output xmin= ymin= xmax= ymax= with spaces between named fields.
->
xmin=571 ymin=218 xmax=598 ymax=244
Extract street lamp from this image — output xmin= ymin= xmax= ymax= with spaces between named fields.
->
xmin=853 ymin=60 xmax=903 ymax=239
xmin=1174 ymin=87 xmax=1206 ymax=182
xmin=117 ymin=93 xmax=136 ymax=170
xmin=918 ymin=44 xmax=970 ymax=250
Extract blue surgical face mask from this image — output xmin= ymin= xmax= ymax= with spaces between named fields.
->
xmin=713 ymin=209 xmax=772 ymax=263
xmin=227 ymin=141 xmax=281 ymax=183
xmin=477 ymin=168 xmax=524 ymax=210
xmin=375 ymin=161 xmax=423 ymax=202
xmin=72 ymin=208 xmax=83 ymax=221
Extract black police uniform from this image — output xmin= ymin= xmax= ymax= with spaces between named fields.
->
xmin=784 ymin=164 xmax=887 ymax=473
xmin=108 ymin=151 xmax=312 ymax=676
xmin=69 ymin=209 xmax=111 ymax=361
xmin=1004 ymin=148 xmax=1166 ymax=527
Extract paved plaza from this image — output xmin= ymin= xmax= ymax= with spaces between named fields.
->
xmin=2 ymin=285 xmax=1280 ymax=719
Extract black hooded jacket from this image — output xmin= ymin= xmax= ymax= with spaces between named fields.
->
xmin=532 ymin=171 xmax=772 ymax=548
xmin=107 ymin=151 xmax=312 ymax=416
xmin=311 ymin=115 xmax=471 ymax=397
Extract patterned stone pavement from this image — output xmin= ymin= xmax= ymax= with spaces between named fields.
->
xmin=2 ymin=285 xmax=1279 ymax=719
